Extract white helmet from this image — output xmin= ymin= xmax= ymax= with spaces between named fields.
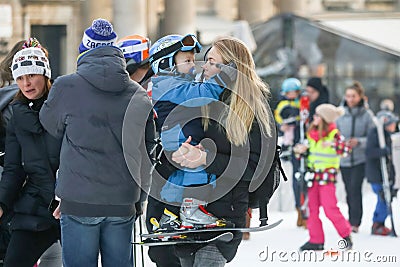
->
xmin=149 ymin=34 xmax=201 ymax=74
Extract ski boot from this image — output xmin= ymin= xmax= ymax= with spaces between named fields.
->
xmin=299 ymin=241 xmax=324 ymax=251
xmin=342 ymin=235 xmax=353 ymax=250
xmin=150 ymin=208 xmax=181 ymax=232
xmin=371 ymin=222 xmax=391 ymax=236
xmin=180 ymin=198 xmax=228 ymax=229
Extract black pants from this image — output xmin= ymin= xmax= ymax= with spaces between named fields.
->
xmin=146 ymin=196 xmax=181 ymax=267
xmin=4 ymin=226 xmax=60 ymax=267
xmin=340 ymin=164 xmax=365 ymax=227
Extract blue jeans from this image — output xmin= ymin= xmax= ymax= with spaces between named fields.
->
xmin=60 ymin=215 xmax=134 ymax=267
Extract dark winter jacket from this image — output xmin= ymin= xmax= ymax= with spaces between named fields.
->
xmin=40 ymin=46 xmax=155 ymax=217
xmin=0 ymin=84 xmax=19 ymax=166
xmin=0 ymin=98 xmax=61 ymax=230
xmin=336 ymin=100 xmax=374 ymax=167
xmin=175 ymin=89 xmax=277 ymax=262
xmin=309 ymin=85 xmax=329 ymax=121
xmin=0 ymin=84 xmax=18 ymax=124
xmin=365 ymin=127 xmax=395 ymax=184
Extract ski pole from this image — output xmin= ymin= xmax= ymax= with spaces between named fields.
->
xmin=139 ymin=215 xmax=145 ymax=267
xmin=133 ymin=219 xmax=137 ymax=266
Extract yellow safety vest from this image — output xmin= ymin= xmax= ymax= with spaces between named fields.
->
xmin=307 ymin=129 xmax=340 ymax=171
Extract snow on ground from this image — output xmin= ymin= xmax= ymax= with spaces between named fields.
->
xmin=229 ymin=193 xmax=400 ymax=267
xmin=133 ymin=160 xmax=400 ymax=266
xmin=134 ymin=192 xmax=400 ymax=267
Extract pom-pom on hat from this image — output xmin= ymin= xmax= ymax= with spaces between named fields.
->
xmin=315 ymin=103 xmax=345 ymax=123
xmin=79 ymin=18 xmax=117 ymax=54
xmin=11 ymin=37 xmax=51 ymax=80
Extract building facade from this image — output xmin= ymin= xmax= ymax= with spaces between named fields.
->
xmin=0 ymin=0 xmax=399 ymax=78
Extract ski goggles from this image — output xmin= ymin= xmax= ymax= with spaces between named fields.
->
xmin=149 ymin=34 xmax=201 ymax=64
xmin=179 ymin=34 xmax=201 ymax=52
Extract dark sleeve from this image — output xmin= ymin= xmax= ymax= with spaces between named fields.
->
xmin=202 ymin=122 xmax=266 ymax=182
xmin=0 ymin=113 xmax=6 ymax=166
xmin=139 ymin=111 xmax=156 ymax=202
xmin=0 ymin=117 xmax=26 ymax=210
xmin=39 ymin=78 xmax=66 ymax=139
xmin=366 ymin=128 xmax=388 ymax=159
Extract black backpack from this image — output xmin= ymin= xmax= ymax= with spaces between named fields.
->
xmin=248 ymin=129 xmax=288 ymax=226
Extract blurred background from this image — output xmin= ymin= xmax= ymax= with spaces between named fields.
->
xmin=1 ymin=0 xmax=399 ymax=113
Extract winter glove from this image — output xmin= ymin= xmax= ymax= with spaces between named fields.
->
xmin=380 ymin=147 xmax=390 ymax=156
xmin=214 ymin=62 xmax=237 ymax=88
xmin=379 ymin=187 xmax=398 ymax=202
xmin=391 ymin=188 xmax=398 ymax=199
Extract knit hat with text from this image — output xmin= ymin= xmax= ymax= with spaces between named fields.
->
xmin=78 ymin=18 xmax=118 ymax=54
xmin=11 ymin=37 xmax=51 ymax=80
xmin=316 ymin=103 xmax=345 ymax=123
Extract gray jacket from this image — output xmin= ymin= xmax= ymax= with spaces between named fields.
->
xmin=40 ymin=46 xmax=155 ymax=217
xmin=336 ymin=104 xmax=374 ymax=167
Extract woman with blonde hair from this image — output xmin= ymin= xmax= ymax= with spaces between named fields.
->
xmin=171 ymin=36 xmax=276 ymax=266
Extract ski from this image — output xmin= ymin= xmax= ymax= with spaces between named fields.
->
xmin=372 ymin=115 xmax=397 ymax=237
xmin=296 ymin=92 xmax=310 ymax=220
xmin=141 ymin=219 xmax=283 ymax=239
xmin=133 ymin=232 xmax=234 ymax=247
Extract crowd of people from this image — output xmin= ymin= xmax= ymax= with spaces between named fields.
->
xmin=276 ymin=76 xmax=399 ymax=249
xmin=0 ymin=17 xmax=398 ymax=267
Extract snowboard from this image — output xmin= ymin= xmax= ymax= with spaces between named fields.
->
xmin=141 ymin=218 xmax=283 ymax=239
xmin=133 ymin=232 xmax=234 ymax=247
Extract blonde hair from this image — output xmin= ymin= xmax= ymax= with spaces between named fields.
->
xmin=205 ymin=36 xmax=272 ymax=146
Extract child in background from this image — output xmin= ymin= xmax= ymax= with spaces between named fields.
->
xmin=294 ymin=103 xmax=352 ymax=251
xmin=274 ymin=78 xmax=301 ymax=159
xmin=366 ymin=111 xmax=398 ymax=235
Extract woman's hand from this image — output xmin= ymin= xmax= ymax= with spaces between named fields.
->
xmin=53 ymin=202 xmax=61 ymax=219
xmin=0 ymin=207 xmax=3 ymax=218
xmin=172 ymin=136 xmax=207 ymax=168
xmin=346 ymin=138 xmax=358 ymax=148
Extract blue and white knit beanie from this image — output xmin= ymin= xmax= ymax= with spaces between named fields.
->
xmin=79 ymin=18 xmax=117 ymax=54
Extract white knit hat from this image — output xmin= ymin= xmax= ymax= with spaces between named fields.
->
xmin=316 ymin=104 xmax=345 ymax=123
xmin=11 ymin=47 xmax=51 ymax=80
